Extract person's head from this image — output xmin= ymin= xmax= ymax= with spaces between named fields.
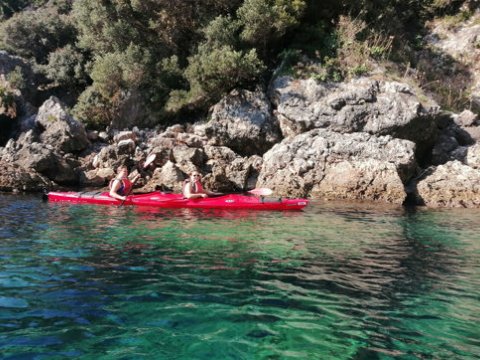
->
xmin=190 ymin=172 xmax=202 ymax=182
xmin=117 ymin=165 xmax=128 ymax=176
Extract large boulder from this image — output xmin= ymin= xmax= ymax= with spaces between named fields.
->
xmin=0 ymin=160 xmax=53 ymax=192
xmin=271 ymin=76 xmax=438 ymax=158
xmin=431 ymin=111 xmax=480 ymax=165
xmin=142 ymin=161 xmax=185 ymax=192
xmin=36 ymin=96 xmax=90 ymax=153
xmin=204 ymin=88 xmax=281 ymax=156
xmin=202 ymin=145 xmax=263 ymax=192
xmin=0 ymin=131 xmax=79 ymax=185
xmin=415 ymin=160 xmax=480 ymax=207
xmin=16 ymin=143 xmax=78 ymax=184
xmin=258 ymin=129 xmax=417 ymax=203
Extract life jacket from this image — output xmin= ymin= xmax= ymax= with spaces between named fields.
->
xmin=183 ymin=179 xmax=204 ymax=195
xmin=109 ymin=177 xmax=133 ymax=196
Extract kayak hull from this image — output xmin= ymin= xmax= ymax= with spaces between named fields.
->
xmin=47 ymin=191 xmax=309 ymax=211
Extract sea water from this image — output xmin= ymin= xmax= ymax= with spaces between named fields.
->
xmin=0 ymin=193 xmax=479 ymax=359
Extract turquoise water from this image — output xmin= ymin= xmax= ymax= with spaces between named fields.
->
xmin=0 ymin=194 xmax=479 ymax=359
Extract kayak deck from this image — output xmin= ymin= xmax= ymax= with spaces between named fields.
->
xmin=47 ymin=191 xmax=308 ymax=211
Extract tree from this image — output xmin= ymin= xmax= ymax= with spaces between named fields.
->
xmin=237 ymin=0 xmax=306 ymax=53
xmin=0 ymin=6 xmax=76 ymax=64
xmin=42 ymin=44 xmax=88 ymax=88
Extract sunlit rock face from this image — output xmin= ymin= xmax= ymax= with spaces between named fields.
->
xmin=258 ymin=129 xmax=416 ymax=204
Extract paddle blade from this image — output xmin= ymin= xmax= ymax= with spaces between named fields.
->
xmin=143 ymin=154 xmax=156 ymax=168
xmin=247 ymin=188 xmax=273 ymax=196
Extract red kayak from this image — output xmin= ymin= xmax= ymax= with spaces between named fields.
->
xmin=47 ymin=191 xmax=309 ymax=211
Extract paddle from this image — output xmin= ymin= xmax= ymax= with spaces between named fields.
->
xmin=119 ymin=154 xmax=156 ymax=207
xmin=213 ymin=187 xmax=273 ymax=197
xmin=244 ymin=187 xmax=272 ymax=196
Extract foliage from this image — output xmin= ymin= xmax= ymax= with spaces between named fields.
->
xmin=0 ymin=0 xmax=476 ymax=129
xmin=90 ymin=44 xmax=150 ymax=99
xmin=5 ymin=66 xmax=26 ymax=91
xmin=41 ymin=44 xmax=88 ymax=88
xmin=187 ymin=45 xmax=265 ymax=99
xmin=237 ymin=0 xmax=306 ymax=51
xmin=0 ymin=6 xmax=76 ymax=64
xmin=203 ymin=15 xmax=241 ymax=49
xmin=149 ymin=55 xmax=187 ymax=105
xmin=72 ymin=85 xmax=112 ymax=129
xmin=333 ymin=15 xmax=393 ymax=78
xmin=0 ymin=0 xmax=50 ymax=19
xmin=0 ymin=84 xmax=16 ymax=118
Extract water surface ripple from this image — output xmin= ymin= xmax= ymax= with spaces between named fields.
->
xmin=0 ymin=194 xmax=479 ymax=359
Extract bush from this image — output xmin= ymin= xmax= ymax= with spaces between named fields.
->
xmin=335 ymin=15 xmax=393 ymax=78
xmin=0 ymin=7 xmax=76 ymax=63
xmin=149 ymin=56 xmax=187 ymax=105
xmin=72 ymin=85 xmax=112 ymax=129
xmin=203 ymin=15 xmax=241 ymax=48
xmin=42 ymin=44 xmax=88 ymax=88
xmin=184 ymin=45 xmax=266 ymax=102
xmin=0 ymin=0 xmax=49 ymax=19
xmin=237 ymin=0 xmax=306 ymax=52
xmin=90 ymin=44 xmax=149 ymax=99
xmin=6 ymin=66 xmax=26 ymax=92
xmin=0 ymin=85 xmax=17 ymax=118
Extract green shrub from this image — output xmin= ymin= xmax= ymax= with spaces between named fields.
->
xmin=349 ymin=64 xmax=369 ymax=77
xmin=0 ymin=7 xmax=76 ymax=63
xmin=42 ymin=44 xmax=88 ymax=88
xmin=72 ymin=85 xmax=112 ymax=129
xmin=184 ymin=45 xmax=266 ymax=102
xmin=203 ymin=15 xmax=241 ymax=48
xmin=0 ymin=85 xmax=17 ymax=118
xmin=149 ymin=56 xmax=187 ymax=105
xmin=0 ymin=0 xmax=49 ymax=19
xmin=5 ymin=66 xmax=26 ymax=91
xmin=90 ymin=44 xmax=149 ymax=99
xmin=237 ymin=0 xmax=306 ymax=51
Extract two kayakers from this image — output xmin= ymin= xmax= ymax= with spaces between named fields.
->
xmin=183 ymin=172 xmax=221 ymax=199
xmin=109 ymin=165 xmax=141 ymax=201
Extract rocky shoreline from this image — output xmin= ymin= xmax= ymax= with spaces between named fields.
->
xmin=2 ymin=74 xmax=480 ymax=208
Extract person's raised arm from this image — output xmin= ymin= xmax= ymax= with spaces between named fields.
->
xmin=131 ymin=173 xmax=141 ymax=184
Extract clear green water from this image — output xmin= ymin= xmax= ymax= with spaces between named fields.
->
xmin=0 ymin=194 xmax=479 ymax=360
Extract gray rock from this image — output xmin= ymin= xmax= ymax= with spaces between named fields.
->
xmin=416 ymin=160 xmax=480 ymax=207
xmin=454 ymin=110 xmax=478 ymax=127
xmin=172 ymin=145 xmax=206 ymax=166
xmin=113 ymin=130 xmax=137 ymax=144
xmin=258 ymin=129 xmax=417 ymax=203
xmin=36 ymin=96 xmax=90 ymax=153
xmin=205 ymin=88 xmax=281 ymax=156
xmin=0 ymin=160 xmax=53 ymax=192
xmin=142 ymin=161 xmax=185 ymax=192
xmin=270 ymin=76 xmax=438 ymax=158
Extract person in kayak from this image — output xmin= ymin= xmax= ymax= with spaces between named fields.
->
xmin=109 ymin=165 xmax=140 ymax=201
xmin=183 ymin=172 xmax=220 ymax=199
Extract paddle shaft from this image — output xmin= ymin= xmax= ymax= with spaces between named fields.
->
xmin=212 ymin=188 xmax=272 ymax=197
